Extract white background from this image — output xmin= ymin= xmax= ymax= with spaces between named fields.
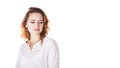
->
xmin=0 ymin=0 xmax=120 ymax=68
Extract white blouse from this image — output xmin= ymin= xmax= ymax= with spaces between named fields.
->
xmin=15 ymin=37 xmax=59 ymax=68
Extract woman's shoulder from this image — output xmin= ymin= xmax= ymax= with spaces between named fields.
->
xmin=44 ymin=36 xmax=56 ymax=43
xmin=44 ymin=36 xmax=59 ymax=52
xmin=44 ymin=36 xmax=58 ymax=47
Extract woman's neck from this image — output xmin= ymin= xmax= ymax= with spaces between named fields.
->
xmin=30 ymin=35 xmax=40 ymax=43
xmin=28 ymin=35 xmax=41 ymax=49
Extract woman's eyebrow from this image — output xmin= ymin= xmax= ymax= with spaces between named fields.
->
xmin=30 ymin=19 xmax=35 ymax=21
xmin=30 ymin=20 xmax=43 ymax=21
xmin=38 ymin=20 xmax=43 ymax=21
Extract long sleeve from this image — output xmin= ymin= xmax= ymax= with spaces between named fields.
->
xmin=15 ymin=57 xmax=20 ymax=68
xmin=48 ymin=40 xmax=59 ymax=68
xmin=15 ymin=50 xmax=21 ymax=68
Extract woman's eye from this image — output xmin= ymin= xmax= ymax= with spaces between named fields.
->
xmin=38 ymin=22 xmax=43 ymax=24
xmin=31 ymin=21 xmax=35 ymax=23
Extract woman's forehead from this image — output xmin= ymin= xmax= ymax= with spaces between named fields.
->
xmin=28 ymin=13 xmax=43 ymax=20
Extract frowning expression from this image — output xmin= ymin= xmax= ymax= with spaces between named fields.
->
xmin=26 ymin=13 xmax=44 ymax=35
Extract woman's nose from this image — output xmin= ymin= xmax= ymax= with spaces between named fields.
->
xmin=34 ymin=22 xmax=39 ymax=27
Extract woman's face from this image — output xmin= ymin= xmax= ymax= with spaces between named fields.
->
xmin=26 ymin=13 xmax=44 ymax=35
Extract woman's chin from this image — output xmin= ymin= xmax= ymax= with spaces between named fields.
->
xmin=32 ymin=31 xmax=41 ymax=35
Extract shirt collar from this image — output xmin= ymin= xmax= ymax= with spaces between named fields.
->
xmin=25 ymin=41 xmax=42 ymax=49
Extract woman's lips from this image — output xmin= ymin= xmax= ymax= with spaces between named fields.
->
xmin=34 ymin=29 xmax=40 ymax=31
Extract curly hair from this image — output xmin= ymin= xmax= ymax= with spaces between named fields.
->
xmin=20 ymin=7 xmax=49 ymax=44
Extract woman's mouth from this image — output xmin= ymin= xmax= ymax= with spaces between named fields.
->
xmin=34 ymin=29 xmax=40 ymax=31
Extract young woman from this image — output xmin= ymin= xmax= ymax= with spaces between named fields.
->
xmin=15 ymin=7 xmax=59 ymax=68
